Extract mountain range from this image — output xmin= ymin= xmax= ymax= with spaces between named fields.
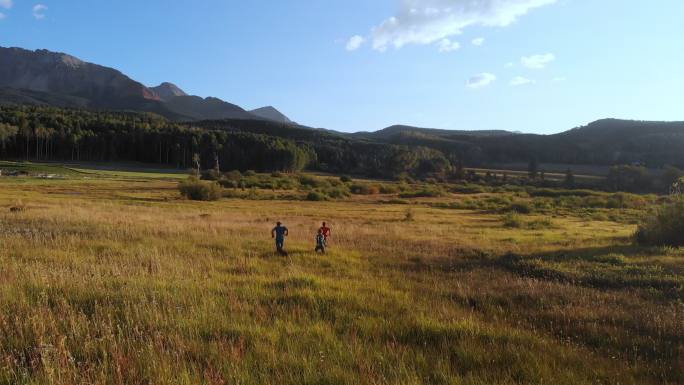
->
xmin=1 ymin=46 xmax=684 ymax=170
xmin=0 ymin=47 xmax=293 ymax=124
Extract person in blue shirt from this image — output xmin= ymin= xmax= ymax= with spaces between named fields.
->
xmin=271 ymin=221 xmax=289 ymax=255
xmin=315 ymin=228 xmax=326 ymax=254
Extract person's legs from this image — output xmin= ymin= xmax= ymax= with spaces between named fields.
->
xmin=276 ymin=239 xmax=284 ymax=253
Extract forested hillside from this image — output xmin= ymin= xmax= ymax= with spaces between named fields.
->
xmin=1 ymin=106 xmax=683 ymax=181
xmin=359 ymin=120 xmax=684 ymax=168
xmin=0 ymin=106 xmax=451 ymax=178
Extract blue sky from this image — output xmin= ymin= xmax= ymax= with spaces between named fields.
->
xmin=1 ymin=0 xmax=683 ymax=133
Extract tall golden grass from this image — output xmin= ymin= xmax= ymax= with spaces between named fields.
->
xmin=0 ymin=177 xmax=680 ymax=384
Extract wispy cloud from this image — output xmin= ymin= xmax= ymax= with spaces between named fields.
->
xmin=32 ymin=4 xmax=47 ymax=20
xmin=0 ymin=13 xmax=5 ymax=20
xmin=504 ymin=62 xmax=514 ymax=68
xmin=467 ymin=73 xmax=496 ymax=89
xmin=437 ymin=38 xmax=460 ymax=52
xmin=521 ymin=53 xmax=555 ymax=69
xmin=346 ymin=35 xmax=365 ymax=51
xmin=471 ymin=37 xmax=485 ymax=46
xmin=348 ymin=0 xmax=556 ymax=52
xmin=552 ymin=76 xmax=566 ymax=82
xmin=0 ymin=0 xmax=12 ymax=9
xmin=510 ymin=76 xmax=535 ymax=86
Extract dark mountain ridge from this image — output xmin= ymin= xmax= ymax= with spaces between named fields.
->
xmin=250 ymin=106 xmax=294 ymax=124
xmin=360 ymin=125 xmax=515 ymax=139
xmin=352 ymin=119 xmax=684 ymax=168
xmin=0 ymin=47 xmax=162 ymax=107
xmin=0 ymin=47 xmax=295 ymax=123
xmin=150 ymin=82 xmax=188 ymax=101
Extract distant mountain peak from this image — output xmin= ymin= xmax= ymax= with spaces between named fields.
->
xmin=0 ymin=46 xmax=164 ymax=104
xmin=150 ymin=82 xmax=187 ymax=101
xmin=249 ymin=106 xmax=293 ymax=124
xmin=56 ymin=53 xmax=85 ymax=68
xmin=12 ymin=48 xmax=86 ymax=69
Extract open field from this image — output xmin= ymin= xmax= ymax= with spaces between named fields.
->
xmin=0 ymin=171 xmax=682 ymax=384
xmin=0 ymin=161 xmax=188 ymax=180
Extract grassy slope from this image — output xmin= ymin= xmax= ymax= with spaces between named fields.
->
xmin=0 ymin=176 xmax=681 ymax=384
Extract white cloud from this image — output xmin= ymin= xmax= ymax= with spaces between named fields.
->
xmin=521 ymin=53 xmax=555 ymax=69
xmin=358 ymin=0 xmax=556 ymax=51
xmin=346 ymin=35 xmax=365 ymax=51
xmin=471 ymin=37 xmax=485 ymax=46
xmin=32 ymin=4 xmax=47 ymax=20
xmin=437 ymin=38 xmax=460 ymax=52
xmin=0 ymin=0 xmax=12 ymax=9
xmin=467 ymin=73 xmax=496 ymax=89
xmin=510 ymin=76 xmax=535 ymax=86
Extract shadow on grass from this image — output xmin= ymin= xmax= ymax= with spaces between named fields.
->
xmin=497 ymin=244 xmax=684 ymax=298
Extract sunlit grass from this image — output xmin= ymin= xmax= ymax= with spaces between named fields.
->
xmin=0 ymin=175 xmax=680 ymax=384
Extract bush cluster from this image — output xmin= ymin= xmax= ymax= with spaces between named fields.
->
xmin=178 ymin=177 xmax=223 ymax=201
xmin=636 ymin=198 xmax=684 ymax=246
xmin=399 ymin=187 xmax=445 ymax=198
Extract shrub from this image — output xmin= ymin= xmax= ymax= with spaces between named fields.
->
xmin=275 ymin=178 xmax=298 ymax=190
xmin=200 ymin=169 xmax=221 ymax=181
xmin=306 ymin=191 xmax=328 ymax=201
xmin=299 ymin=175 xmax=329 ymax=188
xmin=404 ymin=208 xmax=414 ymax=222
xmin=179 ymin=177 xmax=222 ymax=201
xmin=399 ymin=187 xmax=444 ymax=198
xmin=508 ymin=201 xmax=532 ymax=214
xmin=244 ymin=170 xmax=257 ymax=177
xmin=526 ymin=218 xmax=553 ymax=230
xmin=381 ymin=199 xmax=410 ymax=205
xmin=451 ymin=184 xmax=488 ymax=194
xmin=350 ymin=184 xmax=380 ymax=195
xmin=224 ymin=170 xmax=242 ymax=181
xmin=635 ymin=199 xmax=684 ymax=246
xmin=528 ymin=188 xmax=597 ymax=198
xmin=325 ymin=186 xmax=350 ymax=199
xmin=583 ymin=196 xmax=608 ymax=208
xmin=218 ymin=179 xmax=238 ymax=189
xmin=379 ymin=184 xmax=400 ymax=194
xmin=502 ymin=213 xmax=523 ymax=228
xmin=340 ymin=175 xmax=353 ymax=183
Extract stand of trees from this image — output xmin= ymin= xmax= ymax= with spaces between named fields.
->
xmin=0 ymin=106 xmax=452 ymax=178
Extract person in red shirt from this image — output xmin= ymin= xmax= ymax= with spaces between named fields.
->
xmin=319 ymin=222 xmax=331 ymax=241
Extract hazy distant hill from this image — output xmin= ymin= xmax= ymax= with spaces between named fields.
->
xmin=250 ymin=106 xmax=293 ymax=124
xmin=345 ymin=120 xmax=684 ymax=168
xmin=358 ymin=125 xmax=515 ymax=140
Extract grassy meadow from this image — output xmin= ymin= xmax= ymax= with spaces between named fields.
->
xmin=0 ymin=166 xmax=681 ymax=384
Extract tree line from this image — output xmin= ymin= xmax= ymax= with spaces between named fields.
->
xmin=0 ymin=106 xmax=452 ymax=178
